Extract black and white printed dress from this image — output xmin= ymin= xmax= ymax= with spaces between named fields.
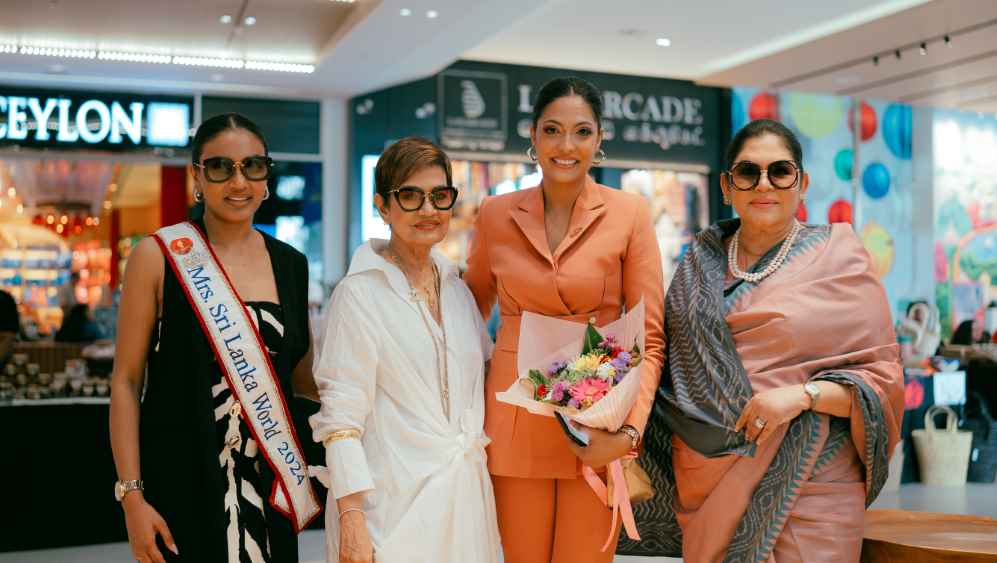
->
xmin=212 ymin=301 xmax=285 ymax=563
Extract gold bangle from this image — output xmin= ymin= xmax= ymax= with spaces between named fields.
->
xmin=339 ymin=507 xmax=364 ymax=519
xmin=325 ymin=428 xmax=361 ymax=444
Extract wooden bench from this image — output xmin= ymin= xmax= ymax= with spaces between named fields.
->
xmin=862 ymin=509 xmax=997 ymax=562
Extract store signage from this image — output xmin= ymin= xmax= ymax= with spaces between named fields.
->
xmin=438 ymin=70 xmax=508 ymax=151
xmin=0 ymin=87 xmax=192 ymax=151
xmin=438 ymin=62 xmax=719 ymax=166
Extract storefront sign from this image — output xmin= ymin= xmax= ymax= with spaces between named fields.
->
xmin=438 ymin=70 xmax=508 ymax=151
xmin=0 ymin=87 xmax=192 ymax=151
xmin=438 ymin=61 xmax=720 ymax=166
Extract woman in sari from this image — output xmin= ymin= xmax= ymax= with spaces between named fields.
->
xmin=621 ymin=119 xmax=904 ymax=562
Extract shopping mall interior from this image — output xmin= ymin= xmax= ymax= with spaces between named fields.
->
xmin=1 ymin=0 xmax=997 ymax=561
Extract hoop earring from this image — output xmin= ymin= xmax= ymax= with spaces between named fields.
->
xmin=194 ymin=191 xmax=204 ymax=202
xmin=527 ymin=146 xmax=538 ymax=162
xmin=263 ymin=187 xmax=270 ymax=200
xmin=593 ymin=149 xmax=607 ymax=165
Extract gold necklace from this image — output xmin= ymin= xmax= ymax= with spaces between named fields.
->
xmin=384 ymin=248 xmax=450 ymax=420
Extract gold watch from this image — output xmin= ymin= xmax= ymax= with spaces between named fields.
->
xmin=114 ymin=479 xmax=143 ymax=502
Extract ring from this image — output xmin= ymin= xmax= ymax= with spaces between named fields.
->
xmin=754 ymin=417 xmax=767 ymax=429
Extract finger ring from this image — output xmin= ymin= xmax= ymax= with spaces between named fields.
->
xmin=754 ymin=417 xmax=767 ymax=429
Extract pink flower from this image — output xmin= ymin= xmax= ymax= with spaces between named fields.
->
xmin=569 ymin=378 xmax=610 ymax=408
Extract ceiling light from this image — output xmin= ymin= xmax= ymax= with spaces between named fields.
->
xmin=19 ymin=45 xmax=96 ymax=59
xmin=426 ymin=10 xmax=438 ymax=18
xmin=244 ymin=16 xmax=256 ymax=26
xmin=400 ymin=8 xmax=412 ymax=16
xmin=98 ymin=51 xmax=171 ymax=64
xmin=172 ymin=56 xmax=245 ymax=69
xmin=655 ymin=37 xmax=672 ymax=47
xmin=220 ymin=14 xmax=232 ymax=24
xmin=920 ymin=42 xmax=927 ymax=55
xmin=0 ymin=44 xmax=16 ymax=54
xmin=245 ymin=60 xmax=314 ymax=73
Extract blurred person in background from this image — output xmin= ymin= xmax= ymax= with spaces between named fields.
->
xmin=0 ymin=288 xmax=19 ymax=361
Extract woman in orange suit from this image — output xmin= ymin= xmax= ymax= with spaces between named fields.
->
xmin=464 ymin=76 xmax=665 ymax=563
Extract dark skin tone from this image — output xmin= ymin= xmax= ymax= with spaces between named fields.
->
xmin=530 ymin=95 xmax=632 ymax=467
xmin=109 ymin=129 xmax=317 ymax=563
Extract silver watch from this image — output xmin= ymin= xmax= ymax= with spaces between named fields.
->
xmin=803 ymin=382 xmax=821 ymax=411
xmin=114 ymin=479 xmax=143 ymax=502
xmin=619 ymin=425 xmax=640 ymax=449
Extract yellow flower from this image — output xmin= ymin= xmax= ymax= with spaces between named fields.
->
xmin=571 ymin=354 xmax=601 ymax=374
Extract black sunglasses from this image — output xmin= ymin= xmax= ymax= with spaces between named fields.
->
xmin=194 ymin=156 xmax=273 ymax=183
xmin=387 ymin=186 xmax=459 ymax=211
xmin=726 ymin=160 xmax=801 ymax=191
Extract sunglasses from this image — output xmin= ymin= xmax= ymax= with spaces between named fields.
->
xmin=726 ymin=160 xmax=801 ymax=191
xmin=194 ymin=156 xmax=273 ymax=183
xmin=387 ymin=186 xmax=459 ymax=211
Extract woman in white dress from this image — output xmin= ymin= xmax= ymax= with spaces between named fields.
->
xmin=311 ymin=137 xmax=502 ymax=563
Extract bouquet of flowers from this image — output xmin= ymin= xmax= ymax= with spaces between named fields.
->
xmin=496 ymin=299 xmax=645 ymax=432
xmin=495 ymin=300 xmax=646 ymax=549
xmin=527 ymin=330 xmax=641 ymax=412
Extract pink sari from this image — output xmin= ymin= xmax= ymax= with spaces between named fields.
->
xmin=620 ymin=221 xmax=904 ymax=562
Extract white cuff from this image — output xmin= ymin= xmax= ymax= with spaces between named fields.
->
xmin=325 ymin=438 xmax=375 ymax=499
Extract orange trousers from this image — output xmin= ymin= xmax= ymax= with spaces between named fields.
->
xmin=492 ymin=474 xmax=620 ymax=563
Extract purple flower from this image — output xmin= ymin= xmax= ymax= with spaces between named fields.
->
xmin=568 ymin=398 xmax=581 ymax=409
xmin=549 ymin=360 xmax=568 ymax=375
xmin=611 ymin=356 xmax=629 ymax=372
xmin=550 ymin=381 xmax=567 ymax=403
xmin=613 ymin=371 xmax=625 ymax=384
xmin=617 ymin=351 xmax=631 ymax=364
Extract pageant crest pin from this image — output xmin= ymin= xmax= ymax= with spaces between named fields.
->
xmin=170 ymin=237 xmax=193 ymax=255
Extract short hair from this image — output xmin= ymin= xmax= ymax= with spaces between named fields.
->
xmin=531 ymin=77 xmax=603 ymax=131
xmin=725 ymin=119 xmax=803 ymax=170
xmin=375 ymin=137 xmax=453 ymax=204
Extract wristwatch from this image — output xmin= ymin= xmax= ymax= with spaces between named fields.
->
xmin=619 ymin=425 xmax=640 ymax=449
xmin=114 ymin=479 xmax=144 ymax=502
xmin=803 ymin=382 xmax=821 ymax=411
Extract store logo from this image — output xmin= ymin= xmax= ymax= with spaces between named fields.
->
xmin=0 ymin=94 xmax=190 ymax=147
xmin=461 ymin=80 xmax=485 ymax=119
xmin=170 ymin=237 xmax=194 ymax=255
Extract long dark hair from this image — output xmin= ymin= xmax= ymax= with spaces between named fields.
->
xmin=191 ymin=113 xmax=269 ymax=165
xmin=531 ymin=77 xmax=604 ymax=131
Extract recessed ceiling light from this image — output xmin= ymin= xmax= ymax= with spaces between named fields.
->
xmin=655 ymin=37 xmax=671 ymax=47
xmin=244 ymin=16 xmax=256 ymax=26
xmin=400 ymin=8 xmax=412 ymax=16
xmin=426 ymin=10 xmax=438 ymax=18
xmin=220 ymin=14 xmax=232 ymax=24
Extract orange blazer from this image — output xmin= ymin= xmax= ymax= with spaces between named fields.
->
xmin=464 ymin=178 xmax=665 ymax=479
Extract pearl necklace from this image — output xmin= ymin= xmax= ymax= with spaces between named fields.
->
xmin=728 ymin=221 xmax=802 ymax=283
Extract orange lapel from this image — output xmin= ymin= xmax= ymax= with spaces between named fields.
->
xmin=510 ymin=187 xmax=553 ymax=263
xmin=552 ymin=178 xmax=606 ymax=261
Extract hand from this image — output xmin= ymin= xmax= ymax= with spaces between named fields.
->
xmin=735 ymin=385 xmax=810 ymax=446
xmin=123 ymin=493 xmax=178 ymax=563
xmin=565 ymin=423 xmax=633 ymax=469
xmin=339 ymin=511 xmax=374 ymax=563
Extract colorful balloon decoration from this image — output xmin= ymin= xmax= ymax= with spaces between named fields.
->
xmin=828 ymin=199 xmax=853 ymax=224
xmin=861 ymin=220 xmax=896 ymax=278
xmin=862 ymin=162 xmax=891 ymax=199
xmin=748 ymin=92 xmax=779 ymax=121
xmin=786 ymin=93 xmax=845 ymax=139
xmin=882 ymin=104 xmax=913 ymax=159
xmin=834 ymin=148 xmax=854 ymax=181
xmin=848 ymin=101 xmax=877 ymax=141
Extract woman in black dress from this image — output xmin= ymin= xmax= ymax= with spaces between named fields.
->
xmin=110 ymin=113 xmax=319 ymax=562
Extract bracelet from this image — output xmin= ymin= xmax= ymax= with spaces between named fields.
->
xmin=339 ymin=507 xmax=365 ymax=519
xmin=325 ymin=428 xmax=362 ymax=445
xmin=619 ymin=424 xmax=640 ymax=449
